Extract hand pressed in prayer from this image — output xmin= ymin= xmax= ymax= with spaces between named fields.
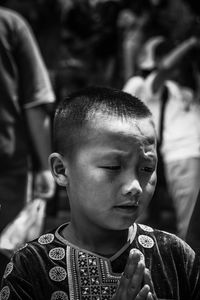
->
xmin=112 ymin=249 xmax=157 ymax=300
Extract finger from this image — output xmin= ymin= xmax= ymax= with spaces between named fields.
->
xmin=123 ymin=248 xmax=144 ymax=279
xmin=130 ymin=248 xmax=145 ymax=264
xmin=144 ymin=268 xmax=157 ymax=299
xmin=116 ymin=249 xmax=145 ymax=298
xmin=135 ymin=284 xmax=150 ymax=300
xmin=147 ymin=291 xmax=155 ymax=300
xmin=122 ymin=249 xmax=141 ymax=280
xmin=127 ymin=260 xmax=145 ymax=297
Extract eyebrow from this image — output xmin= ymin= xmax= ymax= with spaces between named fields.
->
xmin=95 ymin=149 xmax=129 ymax=158
xmin=105 ymin=131 xmax=156 ymax=146
xmin=95 ymin=147 xmax=157 ymax=161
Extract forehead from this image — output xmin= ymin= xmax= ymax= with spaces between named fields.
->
xmin=81 ymin=113 xmax=156 ymax=152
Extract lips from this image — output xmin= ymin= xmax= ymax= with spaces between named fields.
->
xmin=115 ymin=200 xmax=139 ymax=208
xmin=115 ymin=203 xmax=139 ymax=210
xmin=116 ymin=205 xmax=138 ymax=209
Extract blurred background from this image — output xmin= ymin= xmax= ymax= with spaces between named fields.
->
xmin=0 ymin=0 xmax=200 ymax=234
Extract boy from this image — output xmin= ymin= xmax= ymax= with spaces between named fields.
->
xmin=1 ymin=87 xmax=200 ymax=299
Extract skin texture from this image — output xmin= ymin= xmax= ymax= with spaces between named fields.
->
xmin=49 ymin=113 xmax=157 ymax=299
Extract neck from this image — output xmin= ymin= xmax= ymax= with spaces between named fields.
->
xmin=62 ymin=221 xmax=129 ymax=256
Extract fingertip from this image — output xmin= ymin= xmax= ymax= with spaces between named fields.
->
xmin=137 ymin=284 xmax=151 ymax=298
xmin=130 ymin=248 xmax=143 ymax=258
xmin=130 ymin=248 xmax=145 ymax=265
xmin=129 ymin=248 xmax=139 ymax=260
xmin=137 ymin=260 xmax=145 ymax=271
xmin=147 ymin=291 xmax=154 ymax=300
xmin=144 ymin=284 xmax=150 ymax=291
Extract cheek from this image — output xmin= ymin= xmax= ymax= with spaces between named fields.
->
xmin=145 ymin=171 xmax=157 ymax=197
xmin=84 ymin=168 xmax=117 ymax=186
xmin=139 ymin=171 xmax=157 ymax=198
xmin=71 ymin=168 xmax=111 ymax=197
xmin=150 ymin=171 xmax=157 ymax=187
xmin=138 ymin=174 xmax=157 ymax=214
xmin=139 ymin=171 xmax=155 ymax=190
xmin=69 ymin=163 xmax=118 ymax=202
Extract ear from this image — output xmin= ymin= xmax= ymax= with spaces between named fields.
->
xmin=48 ymin=152 xmax=68 ymax=187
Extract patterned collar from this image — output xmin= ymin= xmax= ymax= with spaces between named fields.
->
xmin=55 ymin=222 xmax=137 ymax=261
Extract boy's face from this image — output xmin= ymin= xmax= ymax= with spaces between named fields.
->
xmin=60 ymin=113 xmax=157 ymax=232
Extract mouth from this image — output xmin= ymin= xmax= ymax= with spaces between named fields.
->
xmin=116 ymin=199 xmax=139 ymax=207
xmin=114 ymin=204 xmax=139 ymax=213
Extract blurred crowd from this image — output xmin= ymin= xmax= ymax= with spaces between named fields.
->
xmin=0 ymin=0 xmax=200 ymax=267
xmin=2 ymin=0 xmax=200 ymax=94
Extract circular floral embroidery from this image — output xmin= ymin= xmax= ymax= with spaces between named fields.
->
xmin=49 ymin=266 xmax=67 ymax=282
xmin=130 ymin=248 xmax=145 ymax=263
xmin=3 ymin=262 xmax=13 ymax=279
xmin=38 ymin=233 xmax=54 ymax=245
xmin=51 ymin=291 xmax=69 ymax=300
xmin=49 ymin=248 xmax=65 ymax=260
xmin=138 ymin=235 xmax=154 ymax=248
xmin=0 ymin=286 xmax=10 ymax=300
xmin=138 ymin=224 xmax=154 ymax=232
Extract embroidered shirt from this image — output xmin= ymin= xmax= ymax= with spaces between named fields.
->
xmin=1 ymin=223 xmax=200 ymax=300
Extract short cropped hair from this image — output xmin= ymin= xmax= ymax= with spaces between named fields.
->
xmin=53 ymin=86 xmax=152 ymax=157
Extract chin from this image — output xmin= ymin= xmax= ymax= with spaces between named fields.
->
xmin=109 ymin=218 xmax=136 ymax=231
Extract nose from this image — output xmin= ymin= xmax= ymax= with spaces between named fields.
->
xmin=121 ymin=178 xmax=142 ymax=198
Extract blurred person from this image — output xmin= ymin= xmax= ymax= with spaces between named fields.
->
xmin=186 ymin=189 xmax=200 ymax=256
xmin=117 ymin=0 xmax=159 ymax=83
xmin=119 ymin=0 xmax=195 ymax=84
xmin=118 ymin=9 xmax=149 ymax=82
xmin=123 ymin=36 xmax=200 ymax=239
xmin=56 ymin=0 xmax=123 ymax=91
xmin=0 ymin=7 xmax=56 ymax=244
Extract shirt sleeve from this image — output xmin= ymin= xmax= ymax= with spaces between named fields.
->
xmin=123 ymin=73 xmax=159 ymax=105
xmin=171 ymin=234 xmax=200 ymax=300
xmin=123 ymin=76 xmax=144 ymax=96
xmin=0 ymin=238 xmax=70 ymax=300
xmin=13 ymin=14 xmax=55 ymax=109
xmin=182 ymin=243 xmax=200 ymax=300
xmin=0 ymin=248 xmax=34 ymax=299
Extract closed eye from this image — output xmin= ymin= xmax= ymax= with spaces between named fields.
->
xmin=100 ymin=166 xmax=121 ymax=170
xmin=140 ymin=166 xmax=155 ymax=173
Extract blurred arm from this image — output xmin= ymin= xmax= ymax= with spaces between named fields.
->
xmin=25 ymin=105 xmax=56 ymax=199
xmin=153 ymin=37 xmax=200 ymax=93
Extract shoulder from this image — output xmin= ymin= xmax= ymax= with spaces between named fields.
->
xmin=136 ymin=223 xmax=196 ymax=259
xmin=134 ymin=226 xmax=200 ymax=297
xmin=137 ymin=223 xmax=188 ymax=245
xmin=6 ymin=229 xmax=65 ymax=274
xmin=1 ymin=228 xmax=67 ymax=280
xmin=123 ymin=72 xmax=161 ymax=102
xmin=0 ymin=7 xmax=33 ymax=50
xmin=0 ymin=7 xmax=28 ymax=30
xmin=0 ymin=7 xmax=18 ymax=20
xmin=17 ymin=228 xmax=63 ymax=254
xmin=1 ymin=229 xmax=70 ymax=299
xmin=123 ymin=76 xmax=144 ymax=94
